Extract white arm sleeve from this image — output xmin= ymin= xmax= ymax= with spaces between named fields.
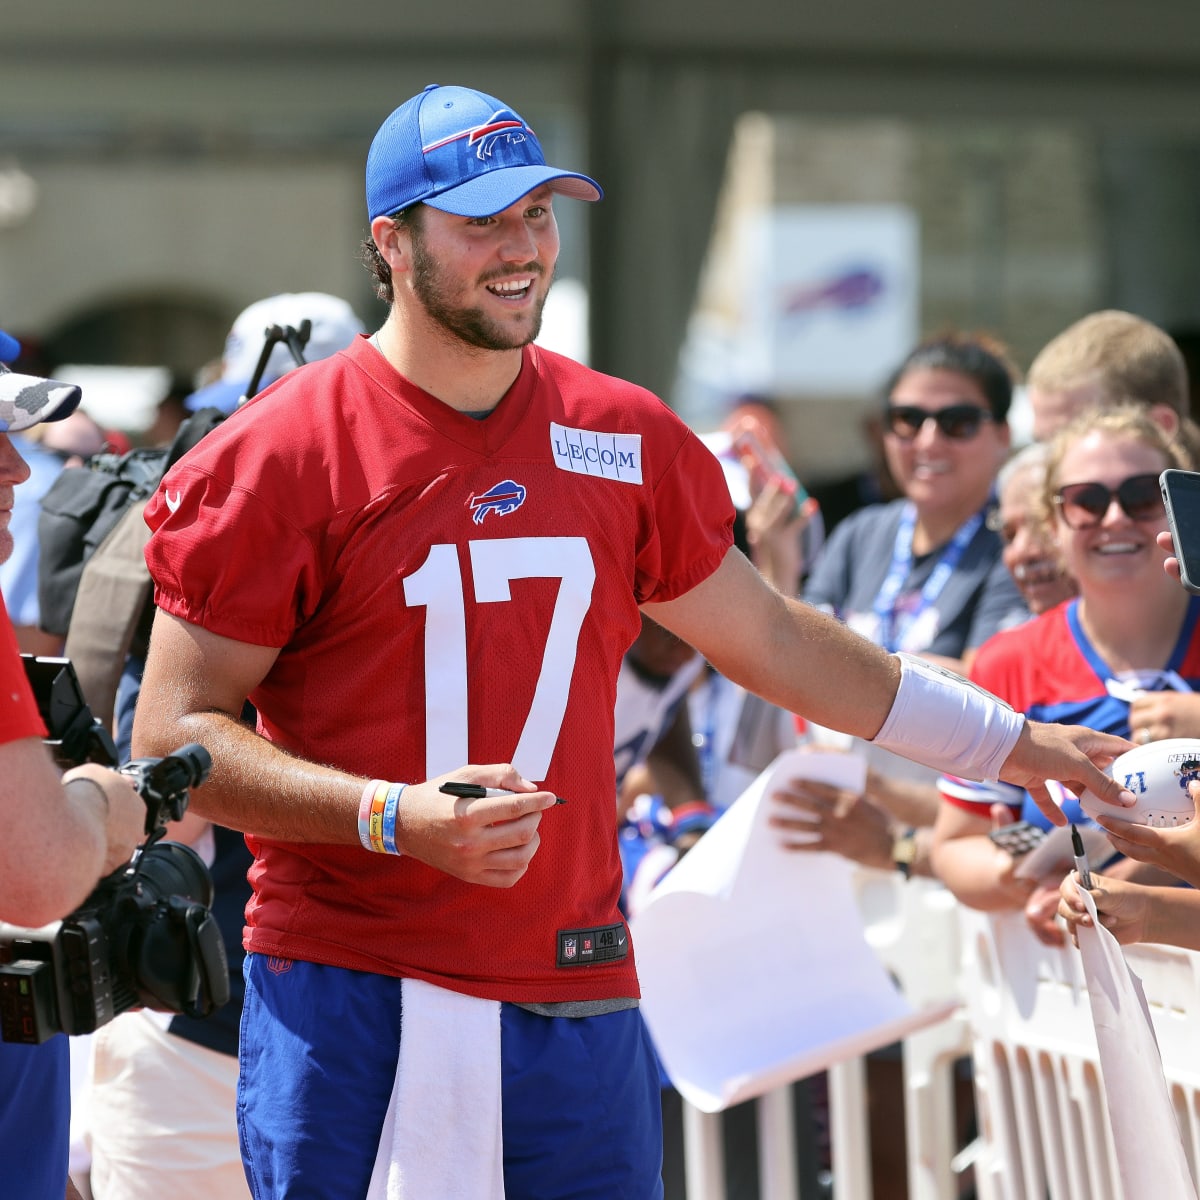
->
xmin=871 ymin=653 xmax=1025 ymax=781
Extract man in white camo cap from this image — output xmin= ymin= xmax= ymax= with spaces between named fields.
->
xmin=0 ymin=344 xmax=82 ymax=439
xmin=0 ymin=327 xmax=144 ymax=1200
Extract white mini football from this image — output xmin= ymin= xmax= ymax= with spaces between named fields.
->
xmin=1078 ymin=738 xmax=1200 ymax=827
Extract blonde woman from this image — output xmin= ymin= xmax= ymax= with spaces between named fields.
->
xmin=932 ymin=404 xmax=1197 ymax=942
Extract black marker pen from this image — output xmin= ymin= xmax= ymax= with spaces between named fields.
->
xmin=1070 ymin=823 xmax=1093 ymax=890
xmin=439 ymin=782 xmax=567 ymax=804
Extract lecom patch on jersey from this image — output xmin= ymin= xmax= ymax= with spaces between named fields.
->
xmin=549 ymin=422 xmax=642 ymax=485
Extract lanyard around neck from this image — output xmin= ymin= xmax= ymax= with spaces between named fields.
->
xmin=872 ymin=502 xmax=985 ymax=653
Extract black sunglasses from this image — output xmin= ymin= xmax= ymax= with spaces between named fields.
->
xmin=884 ymin=403 xmax=994 ymax=442
xmin=1053 ymin=472 xmax=1164 ymax=529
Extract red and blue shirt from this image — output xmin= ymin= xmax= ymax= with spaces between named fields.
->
xmin=939 ymin=596 xmax=1200 ymax=829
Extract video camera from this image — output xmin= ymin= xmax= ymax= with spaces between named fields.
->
xmin=0 ymin=657 xmax=229 ymax=1044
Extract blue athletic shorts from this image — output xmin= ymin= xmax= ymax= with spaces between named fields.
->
xmin=237 ymin=954 xmax=664 ymax=1199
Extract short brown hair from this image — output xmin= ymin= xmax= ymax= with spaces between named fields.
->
xmin=358 ymin=205 xmax=424 ymax=304
xmin=1027 ymin=310 xmax=1189 ymax=418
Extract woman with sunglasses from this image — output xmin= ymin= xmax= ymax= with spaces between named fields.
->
xmin=804 ymin=332 xmax=1027 ymax=677
xmin=931 ymin=404 xmax=1196 ymax=944
xmin=777 ymin=334 xmax=1026 ymax=1200
xmin=779 ymin=335 xmax=1025 ymax=896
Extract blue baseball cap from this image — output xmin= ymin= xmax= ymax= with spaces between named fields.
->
xmin=366 ymin=84 xmax=602 ymax=221
xmin=0 ymin=329 xmax=20 ymax=363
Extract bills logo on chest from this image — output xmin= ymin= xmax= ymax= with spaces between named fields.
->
xmin=464 ymin=424 xmax=643 ymax=525
xmin=468 ymin=480 xmax=527 ymax=525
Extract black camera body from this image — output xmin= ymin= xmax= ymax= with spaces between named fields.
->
xmin=0 ymin=659 xmax=230 ymax=1045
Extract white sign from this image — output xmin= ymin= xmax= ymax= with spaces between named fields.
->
xmin=740 ymin=205 xmax=919 ymax=393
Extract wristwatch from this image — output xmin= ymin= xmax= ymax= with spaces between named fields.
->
xmin=892 ymin=828 xmax=918 ymax=878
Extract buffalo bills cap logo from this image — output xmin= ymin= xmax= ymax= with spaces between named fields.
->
xmin=469 ymin=479 xmax=527 ymax=525
xmin=424 ymin=109 xmax=530 ymax=161
xmin=365 ymin=84 xmax=602 ymax=221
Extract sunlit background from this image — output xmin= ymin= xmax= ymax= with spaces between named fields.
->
xmin=4 ymin=0 xmax=1200 ymax=493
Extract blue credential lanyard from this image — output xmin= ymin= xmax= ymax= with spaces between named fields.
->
xmin=872 ymin=502 xmax=985 ymax=653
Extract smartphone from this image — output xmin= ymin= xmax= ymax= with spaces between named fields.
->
xmin=729 ymin=425 xmax=809 ymax=515
xmin=987 ymin=821 xmax=1046 ymax=857
xmin=1160 ymin=469 xmax=1200 ymax=595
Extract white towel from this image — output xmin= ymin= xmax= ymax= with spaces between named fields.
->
xmin=366 ymin=978 xmax=505 ymax=1200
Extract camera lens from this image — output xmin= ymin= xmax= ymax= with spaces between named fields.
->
xmin=136 ymin=841 xmax=214 ymax=909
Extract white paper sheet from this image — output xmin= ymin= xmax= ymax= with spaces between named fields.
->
xmin=1077 ymin=891 xmax=1198 ymax=1198
xmin=630 ymin=747 xmax=956 ymax=1113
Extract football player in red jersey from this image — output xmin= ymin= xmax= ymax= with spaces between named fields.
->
xmin=133 ymin=84 xmax=1135 ymax=1199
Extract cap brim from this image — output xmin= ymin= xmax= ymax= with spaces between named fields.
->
xmin=425 ymin=166 xmax=602 ymax=218
xmin=0 ymin=371 xmax=82 ymax=433
xmin=184 ymin=379 xmax=247 ymax=414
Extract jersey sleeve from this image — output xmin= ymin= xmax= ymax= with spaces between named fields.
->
xmin=144 ymin=456 xmax=322 ymax=648
xmin=634 ymin=427 xmax=734 ymax=605
xmin=0 ymin=596 xmax=45 ymax=744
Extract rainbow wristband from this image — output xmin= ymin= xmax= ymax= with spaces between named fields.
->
xmin=358 ymin=779 xmax=407 ymax=854
xmin=381 ymin=783 xmax=406 ymax=855
xmin=359 ymin=779 xmax=388 ymax=852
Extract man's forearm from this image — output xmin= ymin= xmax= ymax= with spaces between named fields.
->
xmin=134 ymin=708 xmax=363 ymax=845
xmin=648 ymin=555 xmax=900 ymax=742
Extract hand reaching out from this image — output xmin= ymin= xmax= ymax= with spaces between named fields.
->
xmin=1091 ymin=780 xmax=1200 ymax=889
xmin=998 ymin=721 xmax=1134 ymax=827
xmin=769 ymin=776 xmax=893 ymax=870
xmin=1059 ymin=868 xmax=1200 ymax=951
xmin=1058 ymin=871 xmax=1155 ymax=947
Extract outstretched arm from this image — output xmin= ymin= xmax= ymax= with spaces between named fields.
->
xmin=647 ymin=548 xmax=1134 ymax=826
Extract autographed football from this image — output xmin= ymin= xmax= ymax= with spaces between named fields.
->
xmin=1078 ymin=737 xmax=1200 ymax=827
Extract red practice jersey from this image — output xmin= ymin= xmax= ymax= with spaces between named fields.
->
xmin=0 ymin=593 xmax=44 ymax=745
xmin=144 ymin=336 xmax=733 ymax=1003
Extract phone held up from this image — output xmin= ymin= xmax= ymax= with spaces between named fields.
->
xmin=728 ymin=418 xmax=809 ymax=521
xmin=1160 ymin=469 xmax=1200 ymax=595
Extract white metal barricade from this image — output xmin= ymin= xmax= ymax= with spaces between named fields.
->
xmin=855 ymin=871 xmax=974 ymax=1200
xmin=958 ymin=908 xmax=1200 ymax=1200
xmin=680 ymin=871 xmax=969 ymax=1200
xmin=676 ymin=880 xmax=1200 ymax=1200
